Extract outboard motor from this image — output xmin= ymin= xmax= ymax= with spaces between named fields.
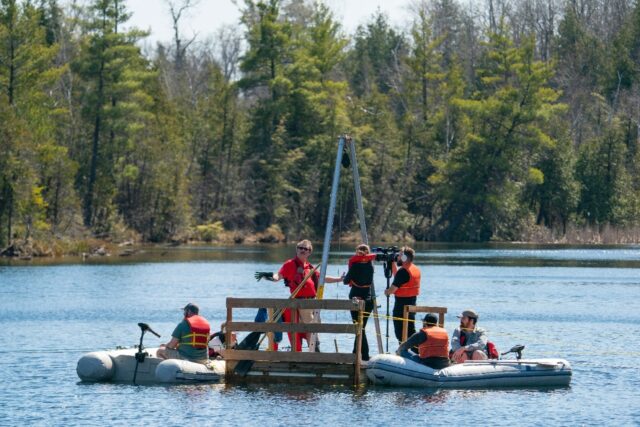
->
xmin=133 ymin=322 xmax=160 ymax=384
xmin=501 ymin=344 xmax=525 ymax=360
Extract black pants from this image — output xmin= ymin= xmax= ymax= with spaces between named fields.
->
xmin=350 ymin=298 xmax=373 ymax=361
xmin=392 ymin=296 xmax=417 ymax=342
xmin=421 ymin=356 xmax=450 ymax=370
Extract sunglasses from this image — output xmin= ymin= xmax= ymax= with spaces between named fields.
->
xmin=297 ymin=246 xmax=311 ymax=252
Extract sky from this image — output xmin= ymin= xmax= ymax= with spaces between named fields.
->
xmin=120 ymin=0 xmax=415 ymax=45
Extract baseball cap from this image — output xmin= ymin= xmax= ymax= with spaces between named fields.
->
xmin=183 ymin=303 xmax=200 ymax=314
xmin=456 ymin=309 xmax=478 ymax=320
xmin=422 ymin=313 xmax=439 ymax=325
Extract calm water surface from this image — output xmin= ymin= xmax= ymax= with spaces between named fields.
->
xmin=1 ymin=244 xmax=639 ymax=426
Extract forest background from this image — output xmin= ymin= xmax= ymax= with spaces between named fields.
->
xmin=2 ymin=0 xmax=640 ymax=255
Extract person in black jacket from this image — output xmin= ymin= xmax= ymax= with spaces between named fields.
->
xmin=343 ymin=244 xmax=376 ymax=361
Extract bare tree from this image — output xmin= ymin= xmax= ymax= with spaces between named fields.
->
xmin=213 ymin=25 xmax=242 ymax=82
xmin=165 ymin=0 xmax=200 ymax=70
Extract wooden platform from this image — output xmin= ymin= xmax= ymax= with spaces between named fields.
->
xmin=223 ymin=298 xmax=365 ymax=386
xmin=222 ymin=299 xmax=448 ymax=386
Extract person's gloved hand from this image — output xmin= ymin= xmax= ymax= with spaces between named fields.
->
xmin=254 ymin=272 xmax=274 ymax=281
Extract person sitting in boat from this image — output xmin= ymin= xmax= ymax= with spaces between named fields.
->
xmin=343 ymin=243 xmax=376 ymax=361
xmin=254 ymin=239 xmax=343 ymax=351
xmin=157 ymin=303 xmax=210 ymax=363
xmin=395 ymin=313 xmax=450 ymax=369
xmin=208 ymin=322 xmax=238 ymax=359
xmin=450 ymin=309 xmax=488 ymax=363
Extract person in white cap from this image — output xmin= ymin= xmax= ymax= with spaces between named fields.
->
xmin=450 ymin=309 xmax=488 ymax=363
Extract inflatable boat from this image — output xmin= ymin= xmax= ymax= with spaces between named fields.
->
xmin=366 ymin=354 xmax=571 ymax=388
xmin=76 ymin=347 xmax=225 ymax=384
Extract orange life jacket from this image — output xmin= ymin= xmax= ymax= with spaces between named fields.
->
xmin=182 ymin=315 xmax=211 ymax=349
xmin=394 ymin=263 xmax=421 ymax=297
xmin=418 ymin=326 xmax=449 ymax=359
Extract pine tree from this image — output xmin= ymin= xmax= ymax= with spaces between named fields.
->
xmin=430 ymin=26 xmax=565 ymax=241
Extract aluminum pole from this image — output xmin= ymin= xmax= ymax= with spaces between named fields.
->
xmin=347 ymin=137 xmax=383 ymax=354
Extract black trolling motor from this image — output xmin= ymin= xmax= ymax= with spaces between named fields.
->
xmin=501 ymin=344 xmax=525 ymax=360
xmin=373 ymin=246 xmax=400 ymax=353
xmin=132 ymin=322 xmax=161 ymax=385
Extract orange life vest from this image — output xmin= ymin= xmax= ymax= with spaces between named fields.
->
xmin=182 ymin=315 xmax=211 ymax=349
xmin=418 ymin=326 xmax=449 ymax=359
xmin=394 ymin=263 xmax=421 ymax=297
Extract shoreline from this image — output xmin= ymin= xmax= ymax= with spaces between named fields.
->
xmin=2 ymin=230 xmax=639 ymax=260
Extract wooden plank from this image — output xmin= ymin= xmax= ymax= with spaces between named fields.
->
xmin=221 ymin=349 xmax=356 ymax=364
xmin=227 ymin=322 xmax=358 ymax=334
xmin=225 ymin=300 xmax=233 ymax=377
xmin=226 ymin=372 xmax=352 ymax=386
xmin=406 ymin=305 xmax=448 ymax=314
xmin=253 ymin=362 xmax=354 ymax=376
xmin=406 ymin=305 xmax=447 ymax=326
xmin=402 ymin=305 xmax=409 ymax=342
xmin=230 ymin=360 xmax=355 ymax=386
xmin=226 ymin=297 xmax=362 ymax=311
xmin=354 ymin=310 xmax=363 ymax=386
xmin=267 ymin=308 xmax=275 ymax=351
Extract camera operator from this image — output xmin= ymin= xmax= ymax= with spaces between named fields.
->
xmin=384 ymin=246 xmax=421 ymax=344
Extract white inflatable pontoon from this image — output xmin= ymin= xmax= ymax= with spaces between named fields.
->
xmin=76 ymin=347 xmax=225 ymax=384
xmin=366 ymin=354 xmax=571 ymax=388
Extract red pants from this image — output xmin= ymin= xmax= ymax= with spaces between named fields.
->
xmin=282 ymin=308 xmax=309 ymax=352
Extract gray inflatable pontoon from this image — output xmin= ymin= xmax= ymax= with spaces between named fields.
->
xmin=76 ymin=347 xmax=225 ymax=384
xmin=366 ymin=354 xmax=571 ymax=388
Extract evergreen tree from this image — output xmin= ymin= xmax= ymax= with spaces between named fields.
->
xmin=0 ymin=0 xmax=66 ymax=244
xmin=430 ymin=27 xmax=564 ymax=241
xmin=72 ymin=0 xmax=152 ymax=232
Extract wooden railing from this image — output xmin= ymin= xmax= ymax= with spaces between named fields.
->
xmin=222 ymin=297 xmax=365 ymax=386
xmin=401 ymin=305 xmax=448 ymax=342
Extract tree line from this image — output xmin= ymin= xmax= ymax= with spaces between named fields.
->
xmin=1 ymin=0 xmax=640 ymax=248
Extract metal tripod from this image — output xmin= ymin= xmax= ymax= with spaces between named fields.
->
xmin=313 ymin=135 xmax=384 ymax=354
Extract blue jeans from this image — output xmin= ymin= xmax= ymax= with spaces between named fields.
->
xmin=399 ymin=348 xmax=422 ymax=364
xmin=255 ymin=308 xmax=283 ymax=343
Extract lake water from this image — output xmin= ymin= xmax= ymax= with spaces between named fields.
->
xmin=1 ymin=243 xmax=639 ymax=426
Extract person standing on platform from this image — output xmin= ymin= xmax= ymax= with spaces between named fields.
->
xmin=343 ymin=243 xmax=376 ymax=361
xmin=384 ymin=246 xmax=421 ymax=344
xmin=254 ymin=240 xmax=342 ymax=351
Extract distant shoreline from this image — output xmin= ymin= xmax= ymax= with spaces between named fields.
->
xmin=2 ymin=226 xmax=640 ymax=260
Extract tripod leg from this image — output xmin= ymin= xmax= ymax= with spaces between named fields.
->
xmin=386 ymin=295 xmax=390 ymax=353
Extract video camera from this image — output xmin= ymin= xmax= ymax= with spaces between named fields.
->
xmin=373 ymin=246 xmax=401 ymax=263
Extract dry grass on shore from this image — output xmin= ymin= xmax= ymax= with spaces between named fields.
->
xmin=3 ymin=223 xmax=640 ymax=259
xmin=519 ymin=224 xmax=640 ymax=244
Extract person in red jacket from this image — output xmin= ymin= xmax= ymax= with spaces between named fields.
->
xmin=255 ymin=240 xmax=342 ymax=351
xmin=158 ymin=303 xmax=210 ymax=363
xmin=384 ymin=246 xmax=421 ymax=343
